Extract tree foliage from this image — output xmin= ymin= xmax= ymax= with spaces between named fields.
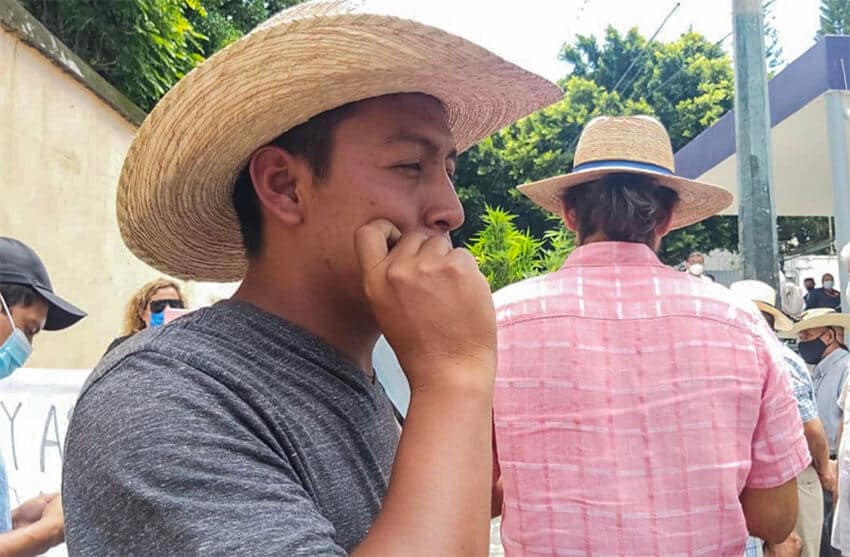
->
xmin=21 ymin=0 xmax=206 ymax=111
xmin=818 ymin=0 xmax=850 ymax=37
xmin=468 ymin=206 xmax=575 ymax=291
xmin=188 ymin=0 xmax=301 ymax=56
xmin=455 ymin=27 xmax=738 ymax=265
xmin=20 ymin=0 xmax=303 ymax=111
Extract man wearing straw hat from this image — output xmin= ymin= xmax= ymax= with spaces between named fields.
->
xmin=827 ymin=310 xmax=850 ymax=556
xmin=492 ymin=115 xmax=810 ymax=556
xmin=791 ymin=310 xmax=850 ymax=556
xmin=731 ymin=280 xmax=833 ymax=557
xmin=61 ymin=1 xmax=562 ymax=555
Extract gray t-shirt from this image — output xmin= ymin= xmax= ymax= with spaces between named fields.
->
xmin=62 ymin=300 xmax=401 ymax=555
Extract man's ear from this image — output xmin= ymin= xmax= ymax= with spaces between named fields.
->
xmin=249 ymin=145 xmax=310 ymax=226
xmin=656 ymin=211 xmax=674 ymax=239
xmin=561 ymin=200 xmax=578 ymax=232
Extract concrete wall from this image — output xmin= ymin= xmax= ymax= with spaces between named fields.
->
xmin=0 ymin=23 xmax=235 ymax=369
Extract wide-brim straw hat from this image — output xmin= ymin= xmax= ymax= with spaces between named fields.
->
xmin=791 ymin=309 xmax=850 ymax=335
xmin=116 ymin=0 xmax=563 ymax=282
xmin=518 ymin=115 xmax=734 ymax=229
xmin=729 ymin=280 xmax=794 ymax=332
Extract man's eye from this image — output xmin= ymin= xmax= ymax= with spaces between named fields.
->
xmin=396 ymin=163 xmax=422 ymax=173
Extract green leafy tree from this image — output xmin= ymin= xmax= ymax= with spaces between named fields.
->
xmin=468 ymin=206 xmax=575 ymax=291
xmin=454 ymin=28 xmax=738 ymax=265
xmin=818 ymin=0 xmax=850 ymax=36
xmin=20 ymin=0 xmax=306 ymax=110
xmin=468 ymin=206 xmax=544 ymax=291
xmin=21 ymin=0 xmax=207 ymax=111
xmin=188 ymin=0 xmax=302 ymax=56
xmin=539 ymin=220 xmax=577 ymax=272
xmin=778 ymin=216 xmax=834 ymax=255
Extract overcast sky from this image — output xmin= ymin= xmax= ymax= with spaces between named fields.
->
xmin=368 ymin=0 xmax=820 ymax=81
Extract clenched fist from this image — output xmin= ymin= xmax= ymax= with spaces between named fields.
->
xmin=355 ymin=220 xmax=496 ymax=393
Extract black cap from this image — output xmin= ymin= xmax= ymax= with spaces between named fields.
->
xmin=0 ymin=237 xmax=86 ymax=330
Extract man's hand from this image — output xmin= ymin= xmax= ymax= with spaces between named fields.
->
xmin=39 ymin=496 xmax=65 ymax=546
xmin=10 ymin=494 xmax=56 ymax=530
xmin=0 ymin=494 xmax=64 ymax=556
xmin=820 ymin=460 xmax=838 ymax=494
xmin=352 ymin=220 xmax=497 ymax=557
xmin=355 ymin=220 xmax=496 ymax=392
xmin=764 ymin=532 xmax=802 ymax=557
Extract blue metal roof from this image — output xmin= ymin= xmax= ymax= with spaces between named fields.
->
xmin=675 ymin=35 xmax=850 ymax=179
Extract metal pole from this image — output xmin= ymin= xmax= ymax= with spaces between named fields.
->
xmin=825 ymin=91 xmax=850 ymax=312
xmin=732 ymin=0 xmax=779 ymax=294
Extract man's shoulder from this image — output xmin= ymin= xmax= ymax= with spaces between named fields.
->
xmin=492 ymin=273 xmax=549 ymax=311
xmin=780 ymin=344 xmax=811 ymax=378
xmin=82 ymin=304 xmax=257 ymax=401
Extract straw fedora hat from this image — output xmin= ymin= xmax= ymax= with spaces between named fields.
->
xmin=117 ymin=0 xmax=563 ymax=282
xmin=518 ymin=116 xmax=733 ymax=229
xmin=729 ymin=280 xmax=794 ymax=332
xmin=791 ymin=309 xmax=850 ymax=335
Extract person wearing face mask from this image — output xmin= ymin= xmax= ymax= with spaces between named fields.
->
xmin=806 ymin=273 xmax=842 ymax=311
xmin=804 ymin=278 xmax=817 ymax=309
xmin=0 ymin=237 xmax=86 ymax=556
xmin=791 ymin=310 xmax=850 ymax=556
xmin=685 ymin=251 xmax=714 ymax=283
xmin=731 ymin=281 xmax=834 ymax=557
xmin=104 ymin=279 xmax=187 ymax=354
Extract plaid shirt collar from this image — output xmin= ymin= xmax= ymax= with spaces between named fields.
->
xmin=562 ymin=241 xmax=667 ymax=270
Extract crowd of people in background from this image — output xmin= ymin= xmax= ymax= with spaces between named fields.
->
xmin=2 ymin=2 xmax=850 ymax=556
xmin=806 ymin=275 xmax=844 ymax=312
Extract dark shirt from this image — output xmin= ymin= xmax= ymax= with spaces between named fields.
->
xmin=805 ymin=287 xmax=842 ymax=311
xmin=64 ymin=300 xmax=401 ymax=555
xmin=104 ymin=334 xmax=132 ymax=354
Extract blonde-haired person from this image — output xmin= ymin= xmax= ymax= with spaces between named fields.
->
xmin=105 ymin=279 xmax=186 ymax=354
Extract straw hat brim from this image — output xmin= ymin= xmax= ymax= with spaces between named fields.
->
xmin=117 ymin=12 xmax=563 ymax=282
xmin=753 ymin=301 xmax=795 ymax=332
xmin=790 ymin=312 xmax=850 ymax=335
xmin=517 ymin=166 xmax=733 ymax=230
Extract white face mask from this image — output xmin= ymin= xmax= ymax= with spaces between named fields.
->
xmin=688 ymin=264 xmax=704 ymax=277
xmin=824 ymin=280 xmax=835 ymax=290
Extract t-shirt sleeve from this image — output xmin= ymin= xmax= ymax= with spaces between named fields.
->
xmin=746 ymin=330 xmax=812 ymax=489
xmin=62 ymin=352 xmax=347 ymax=556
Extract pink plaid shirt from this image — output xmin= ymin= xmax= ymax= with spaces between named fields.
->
xmin=493 ymin=242 xmax=810 ymax=557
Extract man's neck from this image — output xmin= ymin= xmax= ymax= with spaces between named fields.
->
xmin=233 ymin=262 xmax=379 ymax=374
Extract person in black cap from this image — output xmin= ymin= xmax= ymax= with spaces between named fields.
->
xmin=0 ymin=237 xmax=85 ymax=556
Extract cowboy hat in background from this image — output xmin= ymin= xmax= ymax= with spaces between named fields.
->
xmin=792 ymin=309 xmax=850 ymax=338
xmin=518 ymin=115 xmax=733 ymax=227
xmin=116 ymin=0 xmax=563 ymax=282
xmin=730 ymin=280 xmax=795 ymax=333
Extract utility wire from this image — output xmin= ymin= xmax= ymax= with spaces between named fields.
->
xmin=611 ymin=0 xmax=682 ymax=94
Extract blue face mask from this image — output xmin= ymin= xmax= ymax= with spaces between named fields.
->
xmin=0 ymin=293 xmax=32 ymax=379
xmin=149 ymin=310 xmax=165 ymax=327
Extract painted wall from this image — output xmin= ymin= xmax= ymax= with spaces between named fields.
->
xmin=0 ymin=29 xmax=235 ymax=369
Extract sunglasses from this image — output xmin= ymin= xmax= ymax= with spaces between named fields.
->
xmin=149 ymin=299 xmax=184 ymax=314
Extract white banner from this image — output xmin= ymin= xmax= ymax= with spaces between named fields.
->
xmin=0 ymin=368 xmax=88 ymax=555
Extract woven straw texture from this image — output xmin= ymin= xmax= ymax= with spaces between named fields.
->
xmin=730 ymin=280 xmax=795 ymax=332
xmin=518 ymin=116 xmax=734 ymax=230
xmin=117 ymin=0 xmax=563 ymax=281
xmin=791 ymin=310 xmax=850 ymax=334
